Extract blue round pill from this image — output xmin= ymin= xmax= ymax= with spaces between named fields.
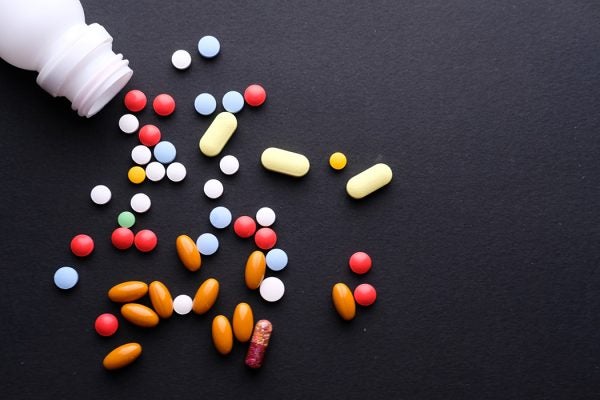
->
xmin=196 ymin=233 xmax=219 ymax=255
xmin=222 ymin=91 xmax=244 ymax=113
xmin=154 ymin=141 xmax=176 ymax=164
xmin=198 ymin=35 xmax=220 ymax=58
xmin=266 ymin=248 xmax=288 ymax=271
xmin=209 ymin=206 xmax=232 ymax=229
xmin=194 ymin=93 xmax=217 ymax=116
xmin=54 ymin=266 xmax=79 ymax=289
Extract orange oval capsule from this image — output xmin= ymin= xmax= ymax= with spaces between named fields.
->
xmin=121 ymin=303 xmax=159 ymax=327
xmin=245 ymin=250 xmax=266 ymax=290
xmin=232 ymin=302 xmax=254 ymax=342
xmin=332 ymin=283 xmax=356 ymax=321
xmin=148 ymin=281 xmax=173 ymax=319
xmin=108 ymin=281 xmax=148 ymax=303
xmin=212 ymin=315 xmax=233 ymax=355
xmin=192 ymin=278 xmax=219 ymax=314
xmin=176 ymin=234 xmax=201 ymax=272
xmin=103 ymin=342 xmax=142 ymax=370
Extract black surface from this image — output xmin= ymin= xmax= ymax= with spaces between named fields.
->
xmin=2 ymin=1 xmax=600 ymax=399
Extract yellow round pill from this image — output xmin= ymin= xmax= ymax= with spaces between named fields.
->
xmin=128 ymin=166 xmax=146 ymax=184
xmin=329 ymin=152 xmax=347 ymax=170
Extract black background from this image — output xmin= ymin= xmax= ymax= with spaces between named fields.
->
xmin=1 ymin=1 xmax=600 ymax=399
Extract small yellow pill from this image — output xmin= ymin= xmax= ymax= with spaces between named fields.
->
xmin=212 ymin=315 xmax=234 ymax=355
xmin=121 ymin=303 xmax=160 ymax=327
xmin=148 ymin=281 xmax=173 ymax=319
xmin=260 ymin=147 xmax=310 ymax=177
xmin=128 ymin=166 xmax=146 ymax=184
xmin=199 ymin=112 xmax=237 ymax=157
xmin=108 ymin=281 xmax=148 ymax=303
xmin=332 ymin=283 xmax=356 ymax=321
xmin=346 ymin=163 xmax=393 ymax=199
xmin=103 ymin=343 xmax=142 ymax=370
xmin=192 ymin=278 xmax=219 ymax=314
xmin=176 ymin=234 xmax=201 ymax=272
xmin=245 ymin=250 xmax=266 ymax=290
xmin=329 ymin=152 xmax=347 ymax=170
xmin=233 ymin=302 xmax=254 ymax=342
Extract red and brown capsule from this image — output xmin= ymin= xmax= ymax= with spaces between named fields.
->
xmin=245 ymin=319 xmax=272 ymax=369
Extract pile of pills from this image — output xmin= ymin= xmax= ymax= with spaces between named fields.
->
xmin=331 ymin=251 xmax=378 ymax=321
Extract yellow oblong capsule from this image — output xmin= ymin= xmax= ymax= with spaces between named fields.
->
xmin=260 ymin=147 xmax=310 ymax=177
xmin=108 ymin=281 xmax=148 ymax=303
xmin=233 ymin=302 xmax=254 ymax=342
xmin=346 ymin=163 xmax=393 ymax=199
xmin=121 ymin=303 xmax=160 ymax=327
xmin=148 ymin=281 xmax=173 ymax=319
xmin=245 ymin=250 xmax=266 ymax=290
xmin=212 ymin=315 xmax=233 ymax=355
xmin=199 ymin=112 xmax=237 ymax=157
xmin=332 ymin=283 xmax=356 ymax=321
xmin=192 ymin=278 xmax=220 ymax=314
xmin=103 ymin=343 xmax=142 ymax=370
xmin=176 ymin=235 xmax=201 ymax=272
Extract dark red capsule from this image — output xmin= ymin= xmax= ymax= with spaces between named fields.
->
xmin=245 ymin=319 xmax=272 ymax=369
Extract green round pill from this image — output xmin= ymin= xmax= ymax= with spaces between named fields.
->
xmin=118 ymin=211 xmax=135 ymax=228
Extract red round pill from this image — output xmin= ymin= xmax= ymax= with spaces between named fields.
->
xmin=124 ymin=89 xmax=147 ymax=112
xmin=138 ymin=124 xmax=161 ymax=147
xmin=234 ymin=216 xmax=257 ymax=238
xmin=354 ymin=283 xmax=377 ymax=306
xmin=244 ymin=84 xmax=267 ymax=107
xmin=153 ymin=94 xmax=176 ymax=116
xmin=111 ymin=227 xmax=134 ymax=250
xmin=254 ymin=227 xmax=277 ymax=250
xmin=70 ymin=234 xmax=94 ymax=257
xmin=134 ymin=229 xmax=158 ymax=252
xmin=95 ymin=313 xmax=119 ymax=337
xmin=349 ymin=251 xmax=372 ymax=274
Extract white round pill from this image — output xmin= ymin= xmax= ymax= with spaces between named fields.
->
xmin=131 ymin=145 xmax=152 ymax=165
xmin=259 ymin=277 xmax=285 ymax=302
xmin=130 ymin=193 xmax=151 ymax=213
xmin=119 ymin=113 xmax=139 ymax=134
xmin=90 ymin=185 xmax=111 ymax=205
xmin=171 ymin=49 xmax=192 ymax=70
xmin=204 ymin=179 xmax=223 ymax=199
xmin=256 ymin=207 xmax=276 ymax=227
xmin=145 ymin=161 xmax=166 ymax=182
xmin=166 ymin=162 xmax=187 ymax=182
xmin=219 ymin=155 xmax=239 ymax=175
xmin=173 ymin=294 xmax=193 ymax=315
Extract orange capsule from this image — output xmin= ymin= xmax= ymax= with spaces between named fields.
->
xmin=245 ymin=250 xmax=266 ymax=289
xmin=332 ymin=283 xmax=356 ymax=321
xmin=232 ymin=302 xmax=254 ymax=342
xmin=176 ymin=234 xmax=201 ymax=272
xmin=212 ymin=315 xmax=233 ymax=355
xmin=192 ymin=278 xmax=219 ymax=314
xmin=103 ymin=343 xmax=142 ymax=370
xmin=121 ymin=303 xmax=160 ymax=327
xmin=108 ymin=281 xmax=148 ymax=303
xmin=148 ymin=281 xmax=173 ymax=319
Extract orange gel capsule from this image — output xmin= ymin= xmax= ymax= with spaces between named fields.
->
xmin=148 ymin=281 xmax=173 ymax=319
xmin=192 ymin=278 xmax=219 ymax=314
xmin=212 ymin=315 xmax=233 ymax=355
xmin=176 ymin=235 xmax=201 ymax=272
xmin=108 ymin=281 xmax=148 ymax=303
xmin=245 ymin=250 xmax=266 ymax=290
xmin=103 ymin=343 xmax=142 ymax=370
xmin=332 ymin=283 xmax=356 ymax=321
xmin=121 ymin=303 xmax=159 ymax=327
xmin=232 ymin=302 xmax=254 ymax=342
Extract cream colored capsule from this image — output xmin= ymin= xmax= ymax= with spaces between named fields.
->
xmin=103 ymin=343 xmax=142 ymax=370
xmin=199 ymin=112 xmax=237 ymax=157
xmin=260 ymin=147 xmax=310 ymax=177
xmin=346 ymin=163 xmax=393 ymax=199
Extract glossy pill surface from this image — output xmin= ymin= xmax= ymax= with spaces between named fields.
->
xmin=222 ymin=90 xmax=244 ymax=113
xmin=128 ymin=166 xmax=146 ymax=184
xmin=346 ymin=163 xmax=393 ymax=199
xmin=354 ymin=283 xmax=377 ymax=306
xmin=194 ymin=93 xmax=217 ymax=116
xmin=134 ymin=229 xmax=157 ymax=252
xmin=171 ymin=49 xmax=192 ymax=70
xmin=245 ymin=250 xmax=266 ymax=289
xmin=103 ymin=343 xmax=142 ymax=370
xmin=153 ymin=141 xmax=177 ymax=164
xmin=212 ymin=315 xmax=233 ymax=355
xmin=349 ymin=251 xmax=372 ymax=274
xmin=261 ymin=147 xmax=310 ymax=177
xmin=209 ymin=206 xmax=232 ymax=229
xmin=54 ymin=266 xmax=78 ymax=289
xmin=121 ymin=303 xmax=159 ymax=327
xmin=254 ymin=228 xmax=277 ymax=250
xmin=70 ymin=234 xmax=94 ymax=257
xmin=199 ymin=112 xmax=237 ymax=157
xmin=232 ymin=303 xmax=254 ymax=343
xmin=149 ymin=281 xmax=173 ymax=319
xmin=234 ymin=216 xmax=256 ymax=238
xmin=124 ymin=90 xmax=147 ymax=112
xmin=95 ymin=313 xmax=119 ymax=336
xmin=153 ymin=94 xmax=176 ymax=116
xmin=244 ymin=84 xmax=266 ymax=107
xmin=266 ymin=248 xmax=288 ymax=271
xmin=245 ymin=320 xmax=273 ymax=369
xmin=192 ymin=278 xmax=219 ymax=314
xmin=119 ymin=114 xmax=139 ymax=134
xmin=117 ymin=211 xmax=135 ymax=228
xmin=138 ymin=124 xmax=161 ymax=147
xmin=90 ymin=185 xmax=111 ymax=205
xmin=332 ymin=283 xmax=356 ymax=321
xmin=259 ymin=277 xmax=285 ymax=302
xmin=176 ymin=235 xmax=201 ymax=271
xmin=198 ymin=35 xmax=220 ymax=58
xmin=111 ymin=227 xmax=134 ymax=250
xmin=196 ymin=233 xmax=219 ymax=255
xmin=329 ymin=152 xmax=347 ymax=170
xmin=108 ymin=281 xmax=148 ymax=302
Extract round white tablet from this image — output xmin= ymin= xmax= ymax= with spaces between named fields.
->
xmin=219 ymin=155 xmax=239 ymax=175
xmin=145 ymin=161 xmax=166 ymax=182
xmin=166 ymin=162 xmax=187 ymax=182
xmin=256 ymin=207 xmax=276 ymax=227
xmin=171 ymin=49 xmax=192 ymax=70
xmin=90 ymin=185 xmax=111 ymax=205
xmin=130 ymin=193 xmax=151 ymax=213
xmin=118 ymin=113 xmax=139 ymax=134
xmin=259 ymin=277 xmax=285 ymax=302
xmin=131 ymin=145 xmax=152 ymax=165
xmin=204 ymin=179 xmax=223 ymax=199
xmin=173 ymin=295 xmax=193 ymax=315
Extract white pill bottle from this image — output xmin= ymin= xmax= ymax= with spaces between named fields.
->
xmin=0 ymin=0 xmax=132 ymax=117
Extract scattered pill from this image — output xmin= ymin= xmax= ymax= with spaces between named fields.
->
xmin=108 ymin=281 xmax=148 ymax=303
xmin=198 ymin=35 xmax=220 ymax=58
xmin=95 ymin=313 xmax=119 ymax=337
xmin=329 ymin=152 xmax=347 ymax=170
xmin=154 ymin=141 xmax=177 ymax=164
xmin=203 ymin=178 xmax=224 ymax=199
xmin=128 ymin=166 xmax=146 ymax=184
xmin=234 ymin=216 xmax=256 ymax=238
xmin=354 ymin=283 xmax=377 ymax=306
xmin=256 ymin=207 xmax=276 ymax=227
xmin=145 ymin=161 xmax=166 ymax=182
xmin=209 ymin=206 xmax=232 ymax=229
xmin=124 ymin=90 xmax=147 ymax=112
xmin=119 ymin=113 xmax=139 ymax=134
xmin=192 ymin=278 xmax=219 ymax=314
xmin=117 ymin=211 xmax=136 ymax=228
xmin=244 ymin=84 xmax=266 ymax=107
xmin=138 ymin=124 xmax=161 ymax=147
xmin=254 ymin=227 xmax=277 ymax=250
xmin=134 ymin=229 xmax=157 ymax=252
xmin=166 ymin=162 xmax=187 ymax=182
xmin=233 ymin=303 xmax=254 ymax=342
xmin=176 ymin=234 xmax=202 ymax=271
xmin=194 ymin=93 xmax=217 ymax=116
xmin=346 ymin=163 xmax=393 ymax=199
xmin=171 ymin=49 xmax=192 ymax=70
xmin=219 ymin=155 xmax=239 ymax=175
xmin=349 ymin=251 xmax=372 ymax=274
xmin=130 ymin=193 xmax=151 ymax=213
xmin=222 ymin=90 xmax=244 ymax=113
xmin=266 ymin=248 xmax=288 ymax=271
xmin=131 ymin=145 xmax=152 ymax=165
xmin=121 ymin=303 xmax=159 ymax=327
xmin=196 ymin=233 xmax=219 ymax=255
xmin=259 ymin=277 xmax=285 ymax=302
xmin=245 ymin=251 xmax=266 ymax=290
xmin=111 ymin=227 xmax=134 ymax=250
xmin=332 ymin=283 xmax=356 ymax=321
xmin=199 ymin=112 xmax=237 ymax=157
xmin=70 ymin=234 xmax=94 ymax=257
xmin=90 ymin=185 xmax=111 ymax=205
xmin=245 ymin=320 xmax=272 ymax=369
xmin=153 ymin=94 xmax=176 ymax=116
xmin=261 ymin=147 xmax=310 ymax=177
xmin=53 ymin=266 xmax=78 ymax=290
xmin=173 ymin=295 xmax=193 ymax=315
xmin=103 ymin=343 xmax=142 ymax=370
xmin=149 ymin=281 xmax=173 ymax=319
xmin=212 ymin=315 xmax=233 ymax=355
